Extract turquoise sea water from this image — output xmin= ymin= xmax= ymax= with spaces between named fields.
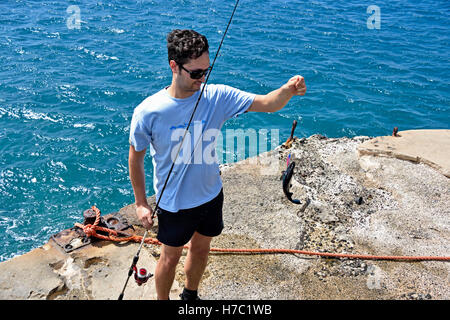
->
xmin=0 ymin=0 xmax=449 ymax=261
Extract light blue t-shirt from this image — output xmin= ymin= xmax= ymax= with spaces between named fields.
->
xmin=129 ymin=84 xmax=255 ymax=212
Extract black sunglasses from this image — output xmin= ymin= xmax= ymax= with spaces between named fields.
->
xmin=179 ymin=64 xmax=212 ymax=80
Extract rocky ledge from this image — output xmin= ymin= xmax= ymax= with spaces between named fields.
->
xmin=0 ymin=129 xmax=449 ymax=300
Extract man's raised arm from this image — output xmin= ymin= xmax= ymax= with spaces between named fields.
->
xmin=247 ymin=75 xmax=306 ymax=113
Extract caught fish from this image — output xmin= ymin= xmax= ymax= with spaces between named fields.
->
xmin=282 ymin=159 xmax=301 ymax=204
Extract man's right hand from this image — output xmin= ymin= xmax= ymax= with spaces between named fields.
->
xmin=136 ymin=203 xmax=154 ymax=230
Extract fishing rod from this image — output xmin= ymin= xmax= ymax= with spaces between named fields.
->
xmin=118 ymin=0 xmax=241 ymax=300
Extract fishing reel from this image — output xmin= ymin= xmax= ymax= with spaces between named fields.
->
xmin=133 ymin=265 xmax=153 ymax=286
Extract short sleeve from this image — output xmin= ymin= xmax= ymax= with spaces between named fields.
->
xmin=216 ymin=85 xmax=256 ymax=121
xmin=129 ymin=109 xmax=152 ymax=152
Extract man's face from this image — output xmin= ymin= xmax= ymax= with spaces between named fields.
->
xmin=175 ymin=51 xmax=210 ymax=92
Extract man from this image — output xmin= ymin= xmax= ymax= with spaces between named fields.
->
xmin=128 ymin=29 xmax=306 ymax=300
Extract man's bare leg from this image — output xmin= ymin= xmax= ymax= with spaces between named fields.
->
xmin=154 ymin=244 xmax=183 ymax=300
xmin=184 ymin=231 xmax=212 ymax=291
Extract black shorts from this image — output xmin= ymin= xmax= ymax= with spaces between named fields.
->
xmin=156 ymin=189 xmax=224 ymax=247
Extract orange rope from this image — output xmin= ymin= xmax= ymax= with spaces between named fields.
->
xmin=74 ymin=206 xmax=450 ymax=262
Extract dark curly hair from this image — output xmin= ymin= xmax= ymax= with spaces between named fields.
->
xmin=167 ymin=29 xmax=209 ymax=65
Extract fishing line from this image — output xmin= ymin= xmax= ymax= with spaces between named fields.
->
xmin=118 ymin=0 xmax=241 ymax=300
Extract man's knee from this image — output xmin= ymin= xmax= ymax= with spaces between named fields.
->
xmin=159 ymin=246 xmax=183 ymax=269
xmin=188 ymin=244 xmax=210 ymax=258
xmin=188 ymin=232 xmax=212 ymax=257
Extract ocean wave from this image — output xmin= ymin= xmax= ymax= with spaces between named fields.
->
xmin=74 ymin=123 xmax=95 ymax=129
xmin=76 ymin=46 xmax=119 ymax=61
xmin=0 ymin=106 xmax=64 ymax=123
